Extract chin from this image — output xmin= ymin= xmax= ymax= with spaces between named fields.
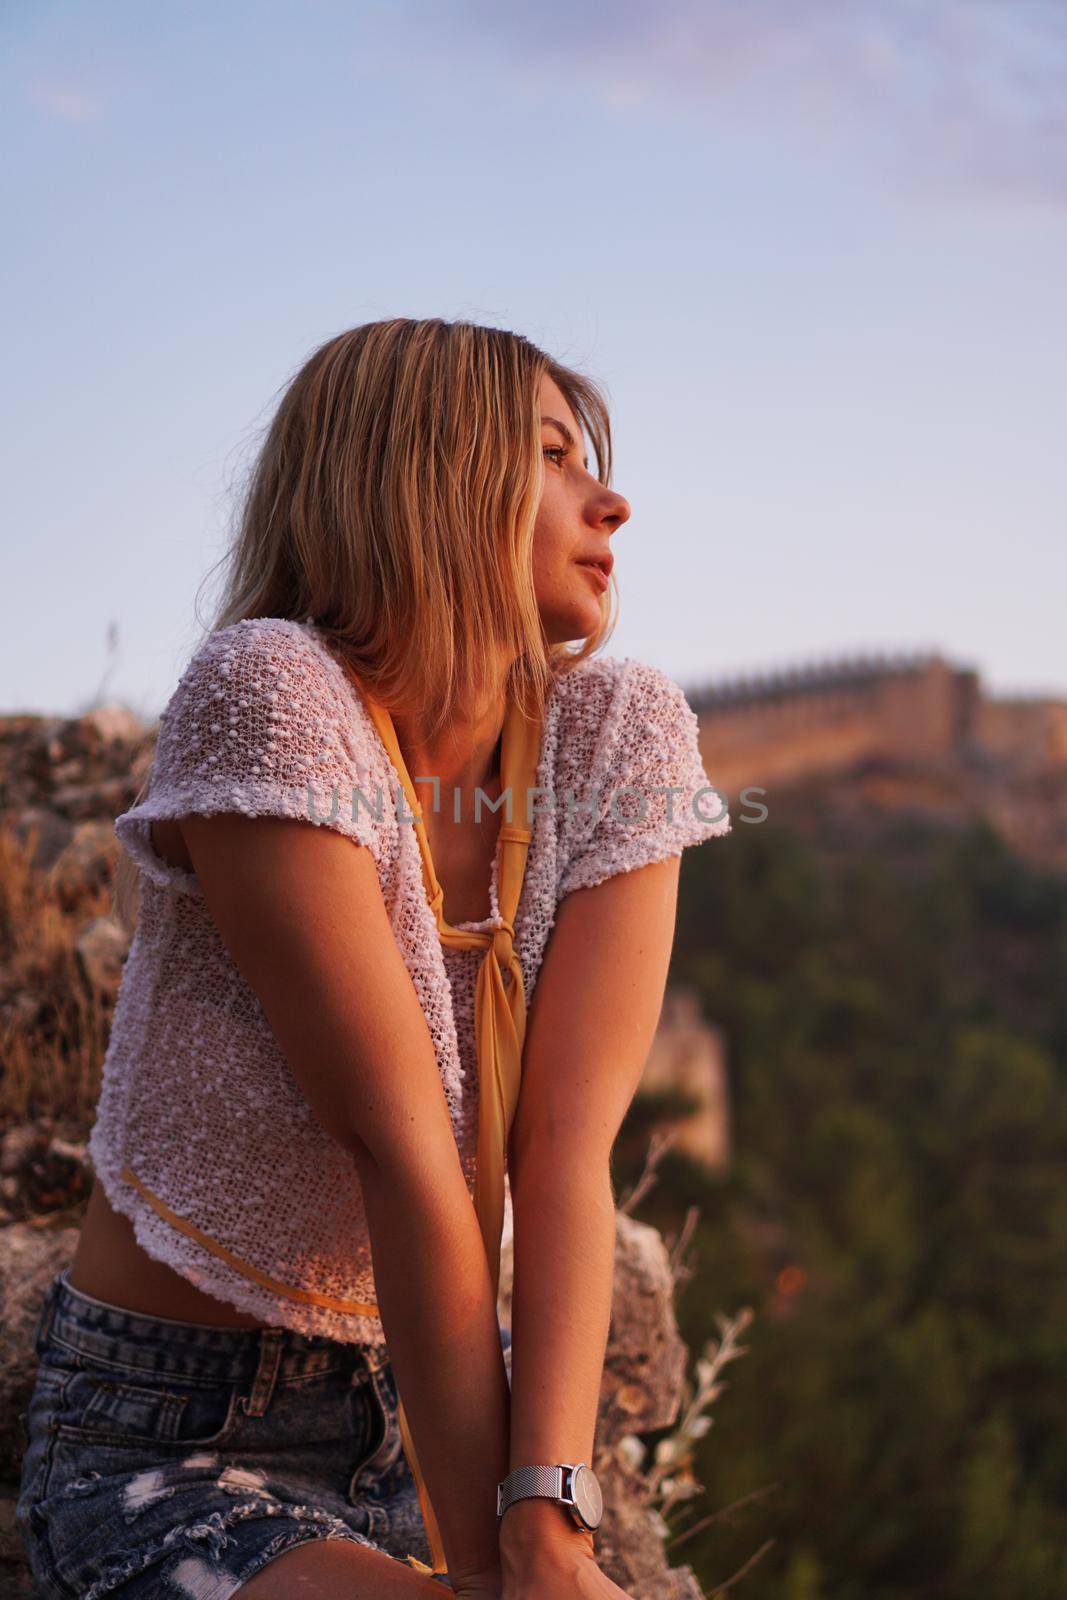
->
xmin=543 ymin=609 xmax=604 ymax=647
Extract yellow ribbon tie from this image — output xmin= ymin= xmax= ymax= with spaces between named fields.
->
xmin=347 ymin=666 xmax=541 ymax=1580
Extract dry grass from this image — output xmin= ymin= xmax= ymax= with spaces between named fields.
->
xmin=0 ymin=822 xmax=116 ymax=1133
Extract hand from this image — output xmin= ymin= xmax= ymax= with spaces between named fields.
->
xmin=500 ymin=1500 xmax=634 ymax=1600
xmin=449 ymin=1564 xmax=502 ymax=1598
xmin=502 ymin=1544 xmax=633 ymax=1600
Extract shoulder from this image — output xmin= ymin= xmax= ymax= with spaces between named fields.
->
xmin=549 ymin=652 xmax=625 ymax=716
xmin=170 ymin=616 xmax=341 ymax=708
xmin=162 ymin=616 xmax=375 ymax=756
xmin=612 ymin=656 xmax=704 ymax=746
xmin=550 ymin=652 xmax=693 ymax=710
xmin=551 ymin=654 xmax=728 ymax=898
xmin=149 ymin=615 xmax=385 ymax=810
xmin=549 ymin=653 xmax=697 ymax=772
xmin=121 ymin=617 xmax=392 ymax=881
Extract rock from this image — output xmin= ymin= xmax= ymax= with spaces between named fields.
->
xmin=0 ymin=1127 xmax=91 ymax=1223
xmin=0 ymin=1129 xmax=40 ymax=1179
xmin=75 ymin=914 xmax=129 ymax=997
xmin=0 ymin=704 xmax=153 ymax=817
xmin=6 ymin=808 xmax=73 ymax=875
xmin=600 ymin=1211 xmax=690 ymax=1435
xmin=0 ymin=1223 xmax=79 ymax=1481
xmin=81 ymin=705 xmax=146 ymax=746
xmin=595 ymin=1467 xmax=707 ymax=1600
xmin=49 ymin=776 xmax=140 ymax=823
xmin=0 ymin=1488 xmax=39 ymax=1597
xmin=46 ymin=821 xmax=122 ymax=905
xmin=640 ymin=985 xmax=731 ymax=1170
xmin=48 ymin=1138 xmax=88 ymax=1168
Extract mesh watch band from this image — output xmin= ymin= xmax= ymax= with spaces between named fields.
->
xmin=496 ymin=1463 xmax=565 ymax=1518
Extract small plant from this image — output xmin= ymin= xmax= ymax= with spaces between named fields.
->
xmin=615 ymin=1305 xmax=754 ymax=1536
xmin=614 ymin=1124 xmax=777 ymax=1593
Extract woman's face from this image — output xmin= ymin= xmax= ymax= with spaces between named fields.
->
xmin=532 ymin=372 xmax=630 ymax=645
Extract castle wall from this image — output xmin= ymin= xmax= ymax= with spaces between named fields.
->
xmin=689 ymin=652 xmax=985 ymax=800
xmin=973 ymin=698 xmax=1067 ymax=774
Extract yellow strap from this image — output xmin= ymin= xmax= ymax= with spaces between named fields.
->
xmin=119 ymin=1166 xmax=382 ymax=1316
xmin=354 ymin=670 xmax=541 ymax=1577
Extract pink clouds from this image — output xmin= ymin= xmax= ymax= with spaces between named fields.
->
xmin=426 ymin=0 xmax=1067 ymax=206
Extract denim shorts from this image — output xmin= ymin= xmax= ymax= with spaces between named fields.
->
xmin=17 ymin=1269 xmax=511 ymax=1598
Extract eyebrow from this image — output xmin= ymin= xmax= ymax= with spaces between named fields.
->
xmin=542 ymin=415 xmax=589 ymax=471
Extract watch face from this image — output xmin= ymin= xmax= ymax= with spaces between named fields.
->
xmin=570 ymin=1464 xmax=604 ymax=1530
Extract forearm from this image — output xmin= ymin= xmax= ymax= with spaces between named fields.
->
xmin=356 ymin=1148 xmax=510 ymax=1583
xmin=503 ymin=1141 xmax=616 ymax=1559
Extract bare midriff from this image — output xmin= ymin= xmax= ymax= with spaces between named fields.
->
xmin=67 ymin=1179 xmax=269 ymax=1327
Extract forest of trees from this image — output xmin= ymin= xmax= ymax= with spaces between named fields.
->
xmin=614 ymin=807 xmax=1067 ymax=1599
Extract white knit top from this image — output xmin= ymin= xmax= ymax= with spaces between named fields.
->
xmin=89 ymin=616 xmax=731 ymax=1344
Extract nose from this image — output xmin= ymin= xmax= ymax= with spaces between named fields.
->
xmin=602 ymin=488 xmax=630 ymax=532
xmin=590 ymin=478 xmax=630 ymax=532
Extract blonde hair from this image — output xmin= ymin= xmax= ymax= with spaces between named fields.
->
xmin=114 ymin=316 xmax=620 ymax=931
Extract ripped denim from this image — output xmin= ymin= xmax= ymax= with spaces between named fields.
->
xmin=16 ymin=1269 xmax=511 ymax=1597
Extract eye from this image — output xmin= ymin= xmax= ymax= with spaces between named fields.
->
xmin=543 ymin=444 xmax=568 ymax=469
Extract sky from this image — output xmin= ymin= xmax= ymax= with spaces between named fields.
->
xmin=3 ymin=0 xmax=1065 ymax=722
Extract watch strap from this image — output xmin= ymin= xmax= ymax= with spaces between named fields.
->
xmin=496 ymin=1463 xmax=566 ymax=1518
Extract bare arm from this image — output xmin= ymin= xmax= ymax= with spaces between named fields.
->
xmin=180 ymin=812 xmax=510 ymax=1587
xmin=501 ymin=854 xmax=682 ymax=1584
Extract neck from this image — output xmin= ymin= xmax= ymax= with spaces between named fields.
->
xmin=392 ymin=687 xmax=507 ymax=802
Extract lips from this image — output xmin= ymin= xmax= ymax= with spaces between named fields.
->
xmin=576 ymin=554 xmax=614 ymax=579
xmin=577 ymin=560 xmax=610 ymax=593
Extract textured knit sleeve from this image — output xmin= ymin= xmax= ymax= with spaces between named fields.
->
xmin=557 ymin=657 xmax=730 ymax=900
xmin=115 ymin=617 xmax=386 ymax=896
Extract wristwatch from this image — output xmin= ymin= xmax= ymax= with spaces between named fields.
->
xmin=496 ymin=1462 xmax=604 ymax=1532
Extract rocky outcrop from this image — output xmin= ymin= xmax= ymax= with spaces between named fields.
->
xmin=0 ymin=1223 xmax=81 ymax=1480
xmin=0 ymin=1223 xmax=81 ymax=1599
xmin=1 ymin=704 xmax=151 ymax=829
xmin=639 ymin=986 xmax=731 ymax=1170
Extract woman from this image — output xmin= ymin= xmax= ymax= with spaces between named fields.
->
xmin=16 ymin=317 xmax=731 ymax=1599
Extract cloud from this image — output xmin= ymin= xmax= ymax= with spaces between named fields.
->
xmin=416 ymin=0 xmax=1067 ymax=207
xmin=27 ymin=80 xmax=105 ymax=124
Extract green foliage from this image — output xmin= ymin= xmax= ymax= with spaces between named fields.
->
xmin=619 ymin=816 xmax=1067 ymax=1599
